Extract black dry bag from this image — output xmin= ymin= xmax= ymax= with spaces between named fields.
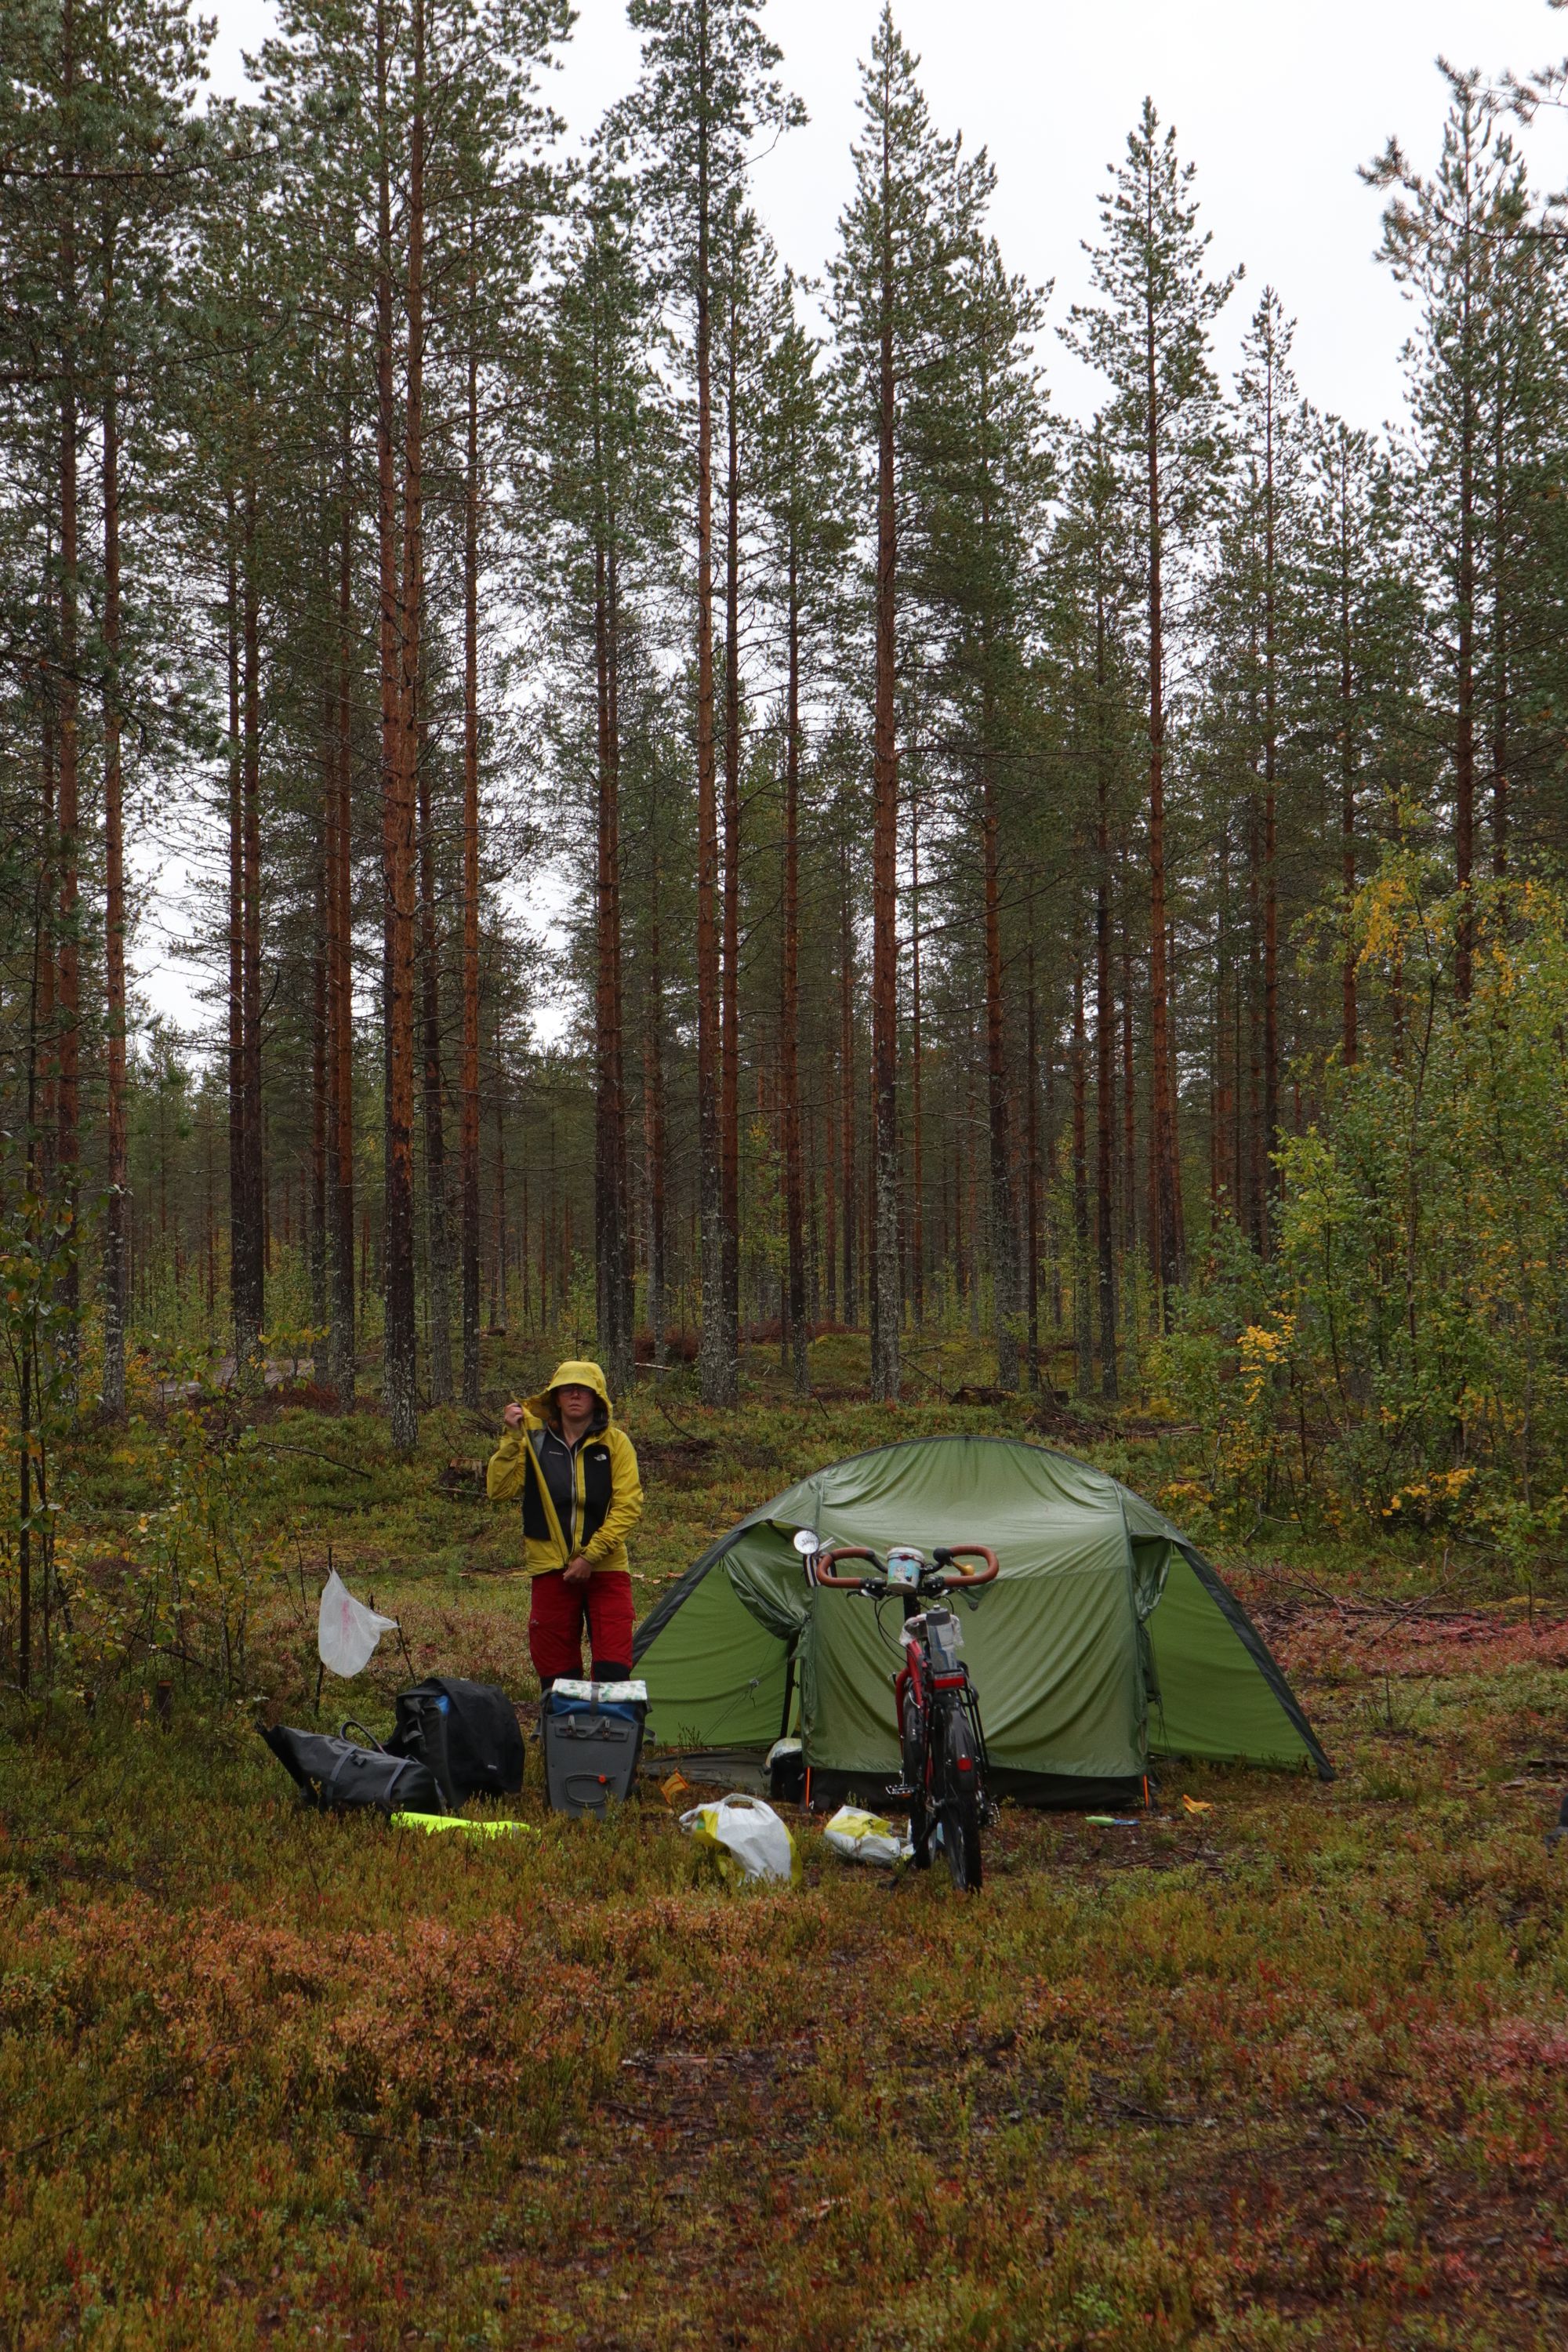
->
xmin=388 ymin=1678 xmax=524 ymax=1808
xmin=260 ymin=1722 xmax=446 ymax=1815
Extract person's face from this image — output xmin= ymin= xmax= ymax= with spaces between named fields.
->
xmin=556 ymin=1384 xmax=594 ymax=1422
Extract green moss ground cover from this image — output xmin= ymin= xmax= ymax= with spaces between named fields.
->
xmin=2 ymin=1345 xmax=1566 ymax=2347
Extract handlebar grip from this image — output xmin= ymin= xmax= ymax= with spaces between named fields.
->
xmin=939 ymin=1544 xmax=1000 ymax=1586
xmin=811 ymin=1545 xmax=883 ymax=1589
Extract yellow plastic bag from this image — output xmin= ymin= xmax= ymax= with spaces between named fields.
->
xmin=822 ymin=1805 xmax=913 ymax=1866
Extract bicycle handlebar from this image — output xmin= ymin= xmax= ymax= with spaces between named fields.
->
xmin=811 ymin=1543 xmax=1000 ymax=1589
xmin=935 ymin=1544 xmax=1000 ymax=1585
xmin=810 ymin=1545 xmax=884 ymax=1588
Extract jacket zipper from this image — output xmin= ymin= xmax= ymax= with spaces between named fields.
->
xmin=557 ymin=1430 xmax=579 ymax=1552
xmin=531 ymin=1429 xmax=577 ymax=1555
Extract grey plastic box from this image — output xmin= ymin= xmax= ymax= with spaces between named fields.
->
xmin=543 ymin=1680 xmax=648 ymax=1817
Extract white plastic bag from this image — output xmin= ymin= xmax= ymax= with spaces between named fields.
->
xmin=318 ymin=1568 xmax=399 ymax=1679
xmin=679 ymin=1795 xmax=799 ymax=1885
xmin=822 ymin=1804 xmax=914 ymax=1867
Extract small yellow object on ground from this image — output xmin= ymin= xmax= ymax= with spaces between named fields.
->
xmin=659 ymin=1769 xmax=692 ymax=1805
xmin=1181 ymin=1795 xmax=1214 ymax=1815
xmin=391 ymin=1813 xmax=540 ymax=1839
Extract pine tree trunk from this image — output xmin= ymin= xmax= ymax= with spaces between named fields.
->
xmin=719 ymin=296 xmax=742 ymax=1390
xmin=329 ymin=402 xmax=357 ymax=1404
xmin=1209 ymin=877 xmax=1224 ymax=1230
xmin=869 ymin=103 xmax=901 ymax=1402
xmin=53 ymin=0 xmax=81 ymax=1393
xmin=459 ymin=267 xmax=482 ymax=1407
xmin=1246 ymin=790 xmax=1265 ymax=1253
xmin=378 ymin=0 xmax=419 ymax=1452
xmin=16 ymin=900 xmax=41 ymax=1679
xmin=310 ymin=821 xmax=328 ymax=1331
xmin=1388 ymin=775 xmax=1406 ymax=1069
xmin=1071 ymin=943 xmax=1092 ymax=1395
xmin=838 ymin=841 xmax=856 ymax=1324
xmin=101 ymin=354 xmax=128 ymax=1421
xmin=38 ymin=681 xmax=57 ymax=1210
xmin=310 ymin=581 xmax=330 ymax=1338
xmin=226 ymin=517 xmax=246 ymax=1371
xmin=1454 ymin=267 xmax=1476 ymax=1002
xmin=982 ymin=744 xmax=1016 ymax=1387
xmin=1263 ymin=778 xmax=1279 ymax=1240
xmin=1094 ymin=769 xmax=1119 ymax=1403
xmin=593 ymin=493 xmax=632 ymax=1396
xmin=1119 ymin=904 xmax=1137 ymax=1272
xmin=1144 ymin=301 xmax=1181 ymax=1313
xmin=780 ymin=528 xmax=808 ymax=1395
xmin=965 ymin=1055 xmax=982 ymax=1338
xmin=492 ymin=1007 xmax=507 ymax=1331
xmin=236 ymin=490 xmax=266 ymax=1378
xmin=1211 ymin=818 xmax=1231 ymax=1225
xmin=205 ymin=1111 xmax=215 ymax=1323
xmin=56 ymin=370 xmax=81 ymax=1384
xmin=691 ymin=15 xmax=728 ymax=1408
xmin=417 ymin=692 xmax=452 ymax=1405
xmin=1262 ymin=372 xmax=1280 ymax=1232
xmin=1491 ymin=379 xmax=1508 ymax=878
xmin=1025 ymin=936 xmax=1040 ymax=1389
xmin=1232 ymin=841 xmax=1246 ymax=1212
xmin=518 ymin=1166 xmax=528 ymax=1332
xmin=824 ymin=1035 xmax=838 ymax=1325
xmin=644 ymin=876 xmax=667 ymax=1368
xmin=1338 ymin=459 xmax=1357 ymax=1065
xmin=909 ymin=790 xmax=924 ymax=1330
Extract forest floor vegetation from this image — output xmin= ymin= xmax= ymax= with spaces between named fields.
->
xmin=2 ymin=1336 xmax=1566 ymax=2347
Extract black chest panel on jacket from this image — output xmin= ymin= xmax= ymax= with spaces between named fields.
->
xmin=523 ymin=1430 xmax=615 ymax=1551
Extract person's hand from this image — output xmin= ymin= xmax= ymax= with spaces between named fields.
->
xmin=562 ymin=1554 xmax=592 ymax=1588
xmin=503 ymin=1401 xmax=524 ymax=1431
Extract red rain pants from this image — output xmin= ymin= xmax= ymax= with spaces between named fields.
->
xmin=528 ymin=1568 xmax=635 ymax=1685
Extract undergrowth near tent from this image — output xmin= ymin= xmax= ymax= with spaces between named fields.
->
xmin=2 ymin=1345 xmax=1566 ymax=2347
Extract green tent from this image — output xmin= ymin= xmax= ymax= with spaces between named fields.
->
xmin=633 ymin=1436 xmax=1330 ymax=1805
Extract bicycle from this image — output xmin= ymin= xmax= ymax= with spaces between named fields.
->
xmin=805 ymin=1540 xmax=1000 ymax=1891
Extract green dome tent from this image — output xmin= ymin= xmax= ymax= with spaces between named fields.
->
xmin=633 ymin=1436 xmax=1330 ymax=1806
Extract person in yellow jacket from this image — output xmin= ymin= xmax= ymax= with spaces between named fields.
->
xmin=486 ymin=1359 xmax=644 ymax=1689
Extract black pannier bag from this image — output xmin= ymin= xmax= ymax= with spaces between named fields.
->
xmin=260 ymin=1722 xmax=446 ymax=1815
xmin=387 ymin=1678 xmax=525 ymax=1809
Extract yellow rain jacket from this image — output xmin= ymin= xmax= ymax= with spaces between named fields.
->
xmin=485 ymin=1359 xmax=643 ymax=1578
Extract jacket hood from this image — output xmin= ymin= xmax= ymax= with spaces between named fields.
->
xmin=522 ymin=1358 xmax=615 ymax=1424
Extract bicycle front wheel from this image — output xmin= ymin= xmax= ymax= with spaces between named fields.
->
xmin=938 ymin=1697 xmax=984 ymax=1892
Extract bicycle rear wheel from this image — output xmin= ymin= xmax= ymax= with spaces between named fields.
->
xmin=938 ymin=1697 xmax=984 ymax=1892
xmin=902 ymin=1686 xmax=932 ymax=1869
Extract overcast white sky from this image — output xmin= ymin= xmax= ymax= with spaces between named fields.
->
xmin=139 ymin=0 xmax=1567 ymax=1036
xmin=207 ymin=0 xmax=1568 ymax=432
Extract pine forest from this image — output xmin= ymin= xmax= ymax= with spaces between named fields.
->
xmin=11 ymin=5 xmax=1568 ymax=2340
xmin=9 ymin=0 xmax=1568 ymax=1645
